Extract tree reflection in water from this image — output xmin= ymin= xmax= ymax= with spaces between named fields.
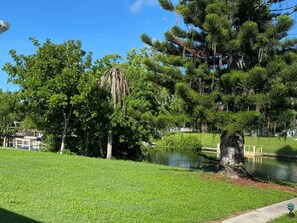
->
xmin=147 ymin=151 xmax=297 ymax=182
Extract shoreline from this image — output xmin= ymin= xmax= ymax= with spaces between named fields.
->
xmin=201 ymin=147 xmax=297 ymax=160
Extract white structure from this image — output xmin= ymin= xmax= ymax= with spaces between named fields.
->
xmin=0 ymin=20 xmax=10 ymax=35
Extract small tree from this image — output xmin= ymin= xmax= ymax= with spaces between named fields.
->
xmin=99 ymin=58 xmax=129 ymax=159
xmin=0 ymin=90 xmax=19 ymax=147
xmin=3 ymin=38 xmax=92 ymax=154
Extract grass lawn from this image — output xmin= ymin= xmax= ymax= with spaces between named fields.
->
xmin=269 ymin=212 xmax=296 ymax=222
xmin=0 ymin=148 xmax=296 ymax=223
xmin=160 ymin=133 xmax=297 ymax=156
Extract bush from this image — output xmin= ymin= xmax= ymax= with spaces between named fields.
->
xmin=42 ymin=134 xmax=60 ymax=152
xmin=155 ymin=133 xmax=202 ymax=152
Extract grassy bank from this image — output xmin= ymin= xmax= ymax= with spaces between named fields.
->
xmin=0 ymin=148 xmax=296 ymax=222
xmin=156 ymin=133 xmax=297 ymax=156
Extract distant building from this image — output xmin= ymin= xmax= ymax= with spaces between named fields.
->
xmin=5 ymin=130 xmax=44 ymax=151
xmin=2 ymin=121 xmax=44 ymax=151
xmin=169 ymin=127 xmax=193 ymax=133
xmin=0 ymin=20 xmax=10 ymax=35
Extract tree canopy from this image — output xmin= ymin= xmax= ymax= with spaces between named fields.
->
xmin=3 ymin=38 xmax=96 ymax=154
xmin=141 ymin=0 xmax=297 ymax=177
xmin=2 ymin=41 xmax=162 ymax=159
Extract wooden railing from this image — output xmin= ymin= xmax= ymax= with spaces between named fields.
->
xmin=216 ymin=143 xmax=263 ymax=157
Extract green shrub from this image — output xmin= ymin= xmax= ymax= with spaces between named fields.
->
xmin=42 ymin=134 xmax=60 ymax=152
xmin=155 ymin=133 xmax=202 ymax=152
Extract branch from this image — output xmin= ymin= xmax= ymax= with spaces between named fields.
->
xmin=171 ymin=35 xmax=206 ymax=59
xmin=270 ymin=5 xmax=296 ymax=12
xmin=260 ymin=1 xmax=297 ymax=15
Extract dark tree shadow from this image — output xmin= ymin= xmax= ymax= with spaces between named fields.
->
xmin=158 ymin=161 xmax=218 ymax=173
xmin=0 ymin=208 xmax=41 ymax=223
xmin=275 ymin=145 xmax=297 ymax=160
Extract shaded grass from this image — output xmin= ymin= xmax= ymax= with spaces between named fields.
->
xmin=158 ymin=133 xmax=297 ymax=156
xmin=0 ymin=208 xmax=41 ymax=223
xmin=0 ymin=148 xmax=296 ymax=222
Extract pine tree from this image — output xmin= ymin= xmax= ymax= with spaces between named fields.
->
xmin=141 ymin=0 xmax=297 ymax=178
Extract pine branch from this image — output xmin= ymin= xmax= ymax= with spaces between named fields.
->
xmin=158 ymin=0 xmax=174 ymax=11
xmin=261 ymin=0 xmax=286 ymax=7
xmin=171 ymin=35 xmax=206 ymax=59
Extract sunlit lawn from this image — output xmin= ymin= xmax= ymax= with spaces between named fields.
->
xmin=269 ymin=211 xmax=297 ymax=223
xmin=0 ymin=148 xmax=296 ymax=222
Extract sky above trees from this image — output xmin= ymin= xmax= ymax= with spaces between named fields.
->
xmin=0 ymin=0 xmax=177 ymax=91
xmin=0 ymin=0 xmax=296 ymax=91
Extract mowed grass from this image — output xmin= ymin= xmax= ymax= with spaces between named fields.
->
xmin=269 ymin=212 xmax=296 ymax=223
xmin=171 ymin=133 xmax=297 ymax=155
xmin=0 ymin=148 xmax=296 ymax=223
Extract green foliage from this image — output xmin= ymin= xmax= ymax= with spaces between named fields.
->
xmin=142 ymin=0 xmax=297 ymax=138
xmin=3 ymin=44 xmax=172 ymax=159
xmin=155 ymin=133 xmax=202 ymax=152
xmin=238 ymin=21 xmax=259 ymax=51
xmin=158 ymin=0 xmax=174 ymax=11
xmin=140 ymin=34 xmax=153 ymax=46
xmin=3 ymin=38 xmax=93 ymax=152
xmin=42 ymin=134 xmax=60 ymax=152
xmin=180 ymin=132 xmax=297 ymax=156
xmin=72 ymin=71 xmax=111 ymax=157
xmin=108 ymin=109 xmax=144 ymax=158
xmin=0 ymin=91 xmax=20 ymax=139
xmin=215 ymin=111 xmax=261 ymax=133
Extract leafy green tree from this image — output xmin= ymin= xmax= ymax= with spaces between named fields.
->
xmin=142 ymin=0 xmax=297 ymax=177
xmin=124 ymin=48 xmax=192 ymax=138
xmin=0 ymin=90 xmax=20 ymax=146
xmin=124 ymin=49 xmax=159 ymax=116
xmin=71 ymin=69 xmax=111 ymax=157
xmin=96 ymin=50 xmax=167 ymax=159
xmin=123 ymin=49 xmax=165 ymax=138
xmin=3 ymin=38 xmax=93 ymax=154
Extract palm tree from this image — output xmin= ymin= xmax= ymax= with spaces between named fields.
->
xmin=99 ymin=65 xmax=129 ymax=159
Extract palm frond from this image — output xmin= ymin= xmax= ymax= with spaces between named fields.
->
xmin=99 ymin=65 xmax=130 ymax=108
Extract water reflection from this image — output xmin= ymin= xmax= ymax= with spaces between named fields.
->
xmin=245 ymin=157 xmax=297 ymax=182
xmin=147 ymin=151 xmax=297 ymax=182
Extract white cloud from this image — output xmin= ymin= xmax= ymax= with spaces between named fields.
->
xmin=129 ymin=0 xmax=158 ymax=13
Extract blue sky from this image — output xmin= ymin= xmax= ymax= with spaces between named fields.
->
xmin=0 ymin=0 xmax=177 ymax=91
xmin=0 ymin=0 xmax=296 ymax=91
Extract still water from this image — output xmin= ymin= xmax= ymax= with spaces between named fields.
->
xmin=147 ymin=151 xmax=297 ymax=182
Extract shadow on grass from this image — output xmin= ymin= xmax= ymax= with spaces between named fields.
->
xmin=0 ymin=208 xmax=41 ymax=223
xmin=159 ymin=162 xmax=218 ymax=173
xmin=276 ymin=145 xmax=297 ymax=158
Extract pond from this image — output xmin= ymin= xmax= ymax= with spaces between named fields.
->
xmin=147 ymin=151 xmax=297 ymax=182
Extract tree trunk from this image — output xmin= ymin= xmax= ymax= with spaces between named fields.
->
xmin=218 ymin=130 xmax=246 ymax=178
xmin=106 ymin=132 xmax=113 ymax=159
xmin=3 ymin=136 xmax=7 ymax=147
xmin=60 ymin=122 xmax=67 ymax=154
xmin=59 ymin=106 xmax=73 ymax=154
xmin=201 ymin=123 xmax=209 ymax=133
